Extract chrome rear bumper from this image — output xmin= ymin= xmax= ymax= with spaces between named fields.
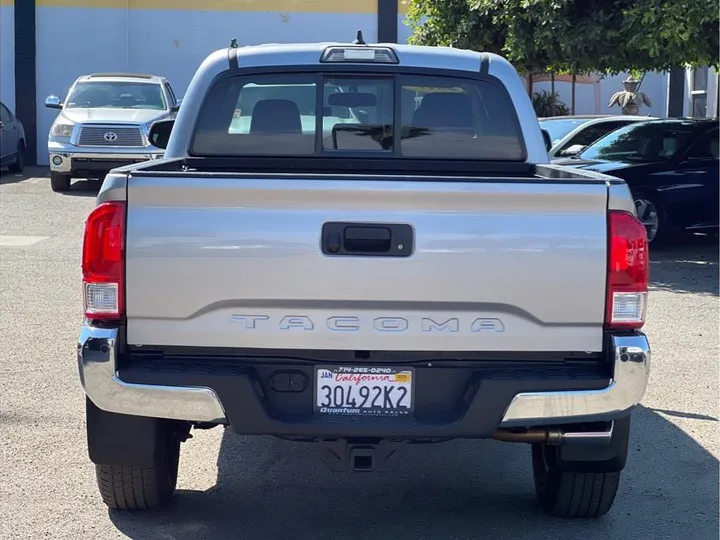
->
xmin=500 ymin=334 xmax=650 ymax=426
xmin=77 ymin=325 xmax=650 ymax=427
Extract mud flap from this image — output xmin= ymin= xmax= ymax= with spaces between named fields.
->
xmin=86 ymin=397 xmax=189 ymax=467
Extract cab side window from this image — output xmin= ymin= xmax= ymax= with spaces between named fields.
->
xmin=686 ymin=129 xmax=719 ymax=160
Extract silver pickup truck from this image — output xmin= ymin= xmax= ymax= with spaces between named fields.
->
xmin=78 ymin=38 xmax=651 ymax=518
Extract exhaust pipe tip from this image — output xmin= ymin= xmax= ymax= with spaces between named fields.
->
xmin=493 ymin=422 xmax=613 ymax=446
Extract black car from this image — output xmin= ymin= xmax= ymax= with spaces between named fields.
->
xmin=556 ymin=118 xmax=718 ymax=243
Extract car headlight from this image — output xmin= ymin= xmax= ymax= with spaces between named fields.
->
xmin=51 ymin=122 xmax=74 ymax=138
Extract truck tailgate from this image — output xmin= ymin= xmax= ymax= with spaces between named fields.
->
xmin=125 ymin=175 xmax=609 ymax=352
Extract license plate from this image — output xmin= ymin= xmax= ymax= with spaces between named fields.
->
xmin=315 ymin=366 xmax=414 ymax=417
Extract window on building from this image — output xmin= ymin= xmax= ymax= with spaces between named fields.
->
xmin=691 ymin=67 xmax=709 ymax=118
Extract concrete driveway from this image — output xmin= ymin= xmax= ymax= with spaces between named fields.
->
xmin=1 ymin=169 xmax=717 ymax=539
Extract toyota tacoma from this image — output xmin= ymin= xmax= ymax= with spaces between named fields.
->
xmin=78 ymin=38 xmax=651 ymax=518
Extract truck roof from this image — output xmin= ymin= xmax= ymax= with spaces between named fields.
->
xmin=218 ymin=41 xmax=516 ymax=78
xmin=167 ymin=39 xmax=550 ymax=165
xmin=79 ymin=72 xmax=165 ymax=84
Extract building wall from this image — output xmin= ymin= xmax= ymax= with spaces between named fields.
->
xmin=35 ymin=0 xmax=381 ymax=165
xmin=532 ymin=72 xmax=668 ymax=117
xmin=683 ymin=67 xmax=718 ymax=118
xmin=0 ymin=0 xmax=15 ymax=114
xmin=397 ymin=1 xmax=412 ymax=43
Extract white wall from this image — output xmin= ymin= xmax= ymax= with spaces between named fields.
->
xmin=533 ymin=72 xmax=668 ymax=118
xmin=0 ymin=1 xmax=14 ymax=114
xmin=35 ymin=7 xmax=377 ymax=165
xmin=533 ymin=79 xmax=597 ymax=116
xmin=600 ymin=72 xmax=668 ymax=117
xmin=683 ymin=67 xmax=718 ymax=117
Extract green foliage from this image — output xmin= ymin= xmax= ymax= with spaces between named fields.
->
xmin=532 ymin=90 xmax=571 ymax=117
xmin=406 ymin=0 xmax=719 ymax=75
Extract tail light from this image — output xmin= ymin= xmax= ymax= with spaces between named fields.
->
xmin=82 ymin=202 xmax=126 ymax=321
xmin=605 ymin=210 xmax=649 ymax=330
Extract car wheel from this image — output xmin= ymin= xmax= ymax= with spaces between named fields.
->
xmin=8 ymin=142 xmax=25 ymax=174
xmin=633 ymin=194 xmax=663 ymax=243
xmin=50 ymin=172 xmax=71 ymax=192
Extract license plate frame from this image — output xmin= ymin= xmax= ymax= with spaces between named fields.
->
xmin=314 ymin=365 xmax=415 ymax=417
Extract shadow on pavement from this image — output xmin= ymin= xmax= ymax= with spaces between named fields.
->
xmin=650 ymin=234 xmax=719 ymax=296
xmin=64 ymin=179 xmax=102 ymax=197
xmin=0 ymin=167 xmax=100 ymax=197
xmin=0 ymin=168 xmax=35 ymax=186
xmin=109 ymin=405 xmax=719 ymax=540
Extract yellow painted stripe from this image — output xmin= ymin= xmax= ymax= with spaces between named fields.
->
xmin=37 ymin=0 xmax=378 ymax=12
xmin=0 ymin=0 xmax=13 ymax=6
xmin=398 ymin=0 xmax=409 ymax=14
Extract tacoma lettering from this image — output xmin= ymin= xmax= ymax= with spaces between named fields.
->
xmin=231 ymin=315 xmax=505 ymax=333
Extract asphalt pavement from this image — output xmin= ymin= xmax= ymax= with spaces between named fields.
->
xmin=1 ymin=168 xmax=718 ymax=540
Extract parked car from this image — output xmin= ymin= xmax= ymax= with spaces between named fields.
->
xmin=78 ymin=40 xmax=650 ymax=518
xmin=0 ymin=100 xmax=26 ymax=174
xmin=539 ymin=114 xmax=655 ymax=160
xmin=44 ymin=72 xmax=181 ymax=192
xmin=556 ymin=118 xmax=719 ymax=242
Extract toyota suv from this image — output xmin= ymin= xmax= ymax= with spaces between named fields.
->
xmin=45 ymin=72 xmax=180 ymax=192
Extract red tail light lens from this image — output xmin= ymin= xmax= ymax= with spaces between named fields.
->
xmin=606 ymin=210 xmax=649 ymax=330
xmin=82 ymin=202 xmax=126 ymax=321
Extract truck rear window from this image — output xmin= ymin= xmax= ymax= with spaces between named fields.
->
xmin=191 ymin=72 xmax=525 ymax=161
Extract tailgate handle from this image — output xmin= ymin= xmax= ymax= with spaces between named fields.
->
xmin=321 ymin=222 xmax=413 ymax=257
xmin=344 ymin=226 xmax=391 ymax=252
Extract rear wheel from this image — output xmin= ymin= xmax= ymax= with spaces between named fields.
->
xmin=532 ymin=442 xmax=621 ymax=518
xmin=50 ymin=172 xmax=71 ymax=192
xmin=94 ymin=424 xmax=181 ymax=510
xmin=86 ymin=397 xmax=185 ymax=511
xmin=8 ymin=141 xmax=25 ymax=173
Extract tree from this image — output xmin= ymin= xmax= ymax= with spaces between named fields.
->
xmin=405 ymin=0 xmax=719 ymax=75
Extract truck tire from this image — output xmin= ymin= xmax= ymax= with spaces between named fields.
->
xmin=94 ymin=430 xmax=181 ymax=510
xmin=531 ymin=442 xmax=620 ymax=518
xmin=50 ymin=172 xmax=71 ymax=192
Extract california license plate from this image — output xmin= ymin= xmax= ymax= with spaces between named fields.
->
xmin=315 ymin=366 xmax=414 ymax=417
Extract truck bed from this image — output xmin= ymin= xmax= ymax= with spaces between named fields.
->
xmin=121 ymin=159 xmax=615 ymax=353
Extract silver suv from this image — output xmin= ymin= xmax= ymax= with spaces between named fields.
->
xmin=45 ymin=72 xmax=180 ymax=192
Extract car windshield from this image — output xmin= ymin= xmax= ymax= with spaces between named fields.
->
xmin=66 ymin=81 xmax=166 ymax=110
xmin=539 ymin=118 xmax=592 ymax=145
xmin=577 ymin=122 xmax=696 ymax=161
